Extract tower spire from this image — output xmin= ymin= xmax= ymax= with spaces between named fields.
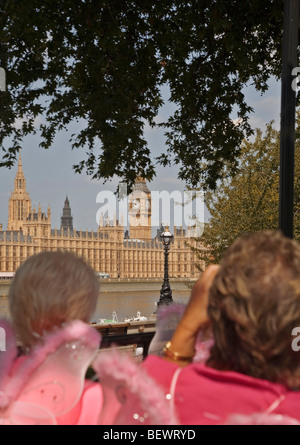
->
xmin=17 ymin=152 xmax=23 ymax=171
xmin=7 ymin=153 xmax=32 ymax=231
xmin=61 ymin=195 xmax=73 ymax=232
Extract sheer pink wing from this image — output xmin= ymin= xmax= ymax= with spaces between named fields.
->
xmin=0 ymin=319 xmax=20 ymax=410
xmin=193 ymin=334 xmax=214 ymax=364
xmin=148 ymin=302 xmax=214 ymax=364
xmin=148 ymin=303 xmax=185 ymax=357
xmin=0 ymin=401 xmax=56 ymax=425
xmin=0 ymin=319 xmax=18 ymax=371
xmin=0 ymin=319 xmax=101 ymax=424
xmin=93 ymin=348 xmax=178 ymax=425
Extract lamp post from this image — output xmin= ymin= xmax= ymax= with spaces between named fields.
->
xmin=157 ymin=227 xmax=174 ymax=308
xmin=278 ymin=0 xmax=299 ymax=239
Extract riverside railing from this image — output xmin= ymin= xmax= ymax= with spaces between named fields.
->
xmin=92 ymin=321 xmax=156 ymax=359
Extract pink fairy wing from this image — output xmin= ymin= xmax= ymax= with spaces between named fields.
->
xmin=0 ymin=319 xmax=18 ymax=388
xmin=193 ymin=334 xmax=214 ymax=364
xmin=0 ymin=319 xmax=56 ymax=424
xmin=0 ymin=320 xmax=101 ymax=424
xmin=93 ymin=348 xmax=178 ymax=425
xmin=148 ymin=302 xmax=214 ymax=364
xmin=17 ymin=321 xmax=101 ymax=417
xmin=0 ymin=319 xmax=20 ymax=412
xmin=1 ymin=401 xmax=56 ymax=425
xmin=148 ymin=303 xmax=186 ymax=357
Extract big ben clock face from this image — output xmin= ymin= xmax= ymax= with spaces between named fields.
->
xmin=132 ymin=199 xmax=140 ymax=210
xmin=145 ymin=199 xmax=150 ymax=210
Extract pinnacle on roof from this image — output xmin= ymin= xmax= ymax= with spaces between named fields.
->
xmin=64 ymin=195 xmax=70 ymax=208
xmin=133 ymin=176 xmax=150 ymax=194
xmin=17 ymin=152 xmax=22 ymax=170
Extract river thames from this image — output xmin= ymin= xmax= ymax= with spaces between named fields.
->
xmin=0 ymin=279 xmax=194 ymax=323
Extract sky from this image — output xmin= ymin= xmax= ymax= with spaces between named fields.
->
xmin=0 ymin=78 xmax=282 ymax=234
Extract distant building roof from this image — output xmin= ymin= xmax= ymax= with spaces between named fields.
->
xmin=0 ymin=231 xmax=32 ymax=242
xmin=27 ymin=212 xmax=46 ymax=221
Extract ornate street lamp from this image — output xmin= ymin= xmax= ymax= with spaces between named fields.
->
xmin=157 ymin=227 xmax=174 ymax=307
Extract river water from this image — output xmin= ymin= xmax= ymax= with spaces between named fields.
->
xmin=0 ymin=288 xmax=191 ymax=323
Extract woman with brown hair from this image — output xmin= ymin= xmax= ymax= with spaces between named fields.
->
xmin=142 ymin=231 xmax=300 ymax=424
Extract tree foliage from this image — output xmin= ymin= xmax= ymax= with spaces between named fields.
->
xmin=194 ymin=116 xmax=300 ymax=268
xmin=0 ymin=0 xmax=283 ymax=189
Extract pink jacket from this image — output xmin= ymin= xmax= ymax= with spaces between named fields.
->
xmin=142 ymin=355 xmax=300 ymax=425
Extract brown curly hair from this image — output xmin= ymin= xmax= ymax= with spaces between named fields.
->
xmin=207 ymin=230 xmax=300 ymax=389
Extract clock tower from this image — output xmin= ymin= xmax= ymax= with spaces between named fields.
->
xmin=128 ymin=177 xmax=151 ymax=240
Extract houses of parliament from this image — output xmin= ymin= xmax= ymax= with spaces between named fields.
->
xmin=0 ymin=155 xmax=203 ymax=279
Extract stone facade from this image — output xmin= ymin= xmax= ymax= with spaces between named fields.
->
xmin=0 ymin=155 xmax=204 ymax=278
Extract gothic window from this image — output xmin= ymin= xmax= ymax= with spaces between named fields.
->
xmin=18 ymin=201 xmax=23 ymax=221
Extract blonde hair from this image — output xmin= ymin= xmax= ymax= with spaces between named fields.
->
xmin=9 ymin=250 xmax=99 ymax=350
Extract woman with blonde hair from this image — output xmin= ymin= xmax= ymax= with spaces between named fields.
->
xmin=8 ymin=250 xmax=99 ymax=351
xmin=0 ymin=250 xmax=103 ymax=424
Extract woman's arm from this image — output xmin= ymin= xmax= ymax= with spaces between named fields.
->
xmin=163 ymin=265 xmax=219 ymax=367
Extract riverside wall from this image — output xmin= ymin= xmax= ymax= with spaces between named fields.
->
xmin=0 ymin=277 xmax=197 ymax=297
